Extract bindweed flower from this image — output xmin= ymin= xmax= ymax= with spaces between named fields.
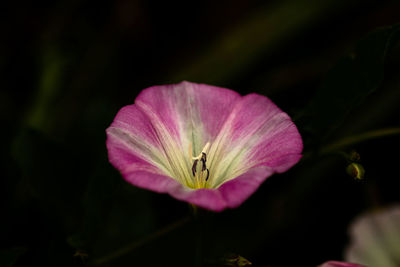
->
xmin=106 ymin=81 xmax=302 ymax=211
xmin=345 ymin=205 xmax=400 ymax=267
xmin=319 ymin=261 xmax=366 ymax=267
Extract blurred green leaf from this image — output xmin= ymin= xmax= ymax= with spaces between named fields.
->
xmin=302 ymin=24 xmax=400 ymax=142
xmin=171 ymin=0 xmax=362 ymax=85
xmin=27 ymin=47 xmax=67 ymax=134
xmin=0 ymin=247 xmax=27 ymax=267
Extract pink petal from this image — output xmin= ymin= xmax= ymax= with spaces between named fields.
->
xmin=119 ymin=166 xmax=272 ymax=212
xmin=345 ymin=206 xmax=400 ymax=266
xmin=207 ymin=93 xmax=303 ymax=187
xmin=319 ymin=261 xmax=366 ymax=267
xmin=228 ymin=93 xmax=303 ymax=170
xmin=170 ymin=166 xmax=273 ymax=211
xmin=135 ymin=81 xmax=241 ymax=153
xmin=106 ymin=105 xmax=166 ymax=175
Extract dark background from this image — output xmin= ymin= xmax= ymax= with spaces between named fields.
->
xmin=2 ymin=0 xmax=400 ymax=266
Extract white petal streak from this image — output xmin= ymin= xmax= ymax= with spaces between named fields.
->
xmin=136 ymin=101 xmax=193 ymax=187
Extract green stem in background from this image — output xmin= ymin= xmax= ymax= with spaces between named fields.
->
xmin=190 ymin=204 xmax=199 ymax=218
xmin=89 ymin=216 xmax=191 ymax=266
xmin=320 ymin=127 xmax=400 ymax=154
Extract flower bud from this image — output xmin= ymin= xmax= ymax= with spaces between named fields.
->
xmin=346 ymin=162 xmax=365 ymax=180
xmin=223 ymin=254 xmax=252 ymax=267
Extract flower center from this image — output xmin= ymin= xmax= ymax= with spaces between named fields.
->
xmin=189 ymin=142 xmax=210 ymax=189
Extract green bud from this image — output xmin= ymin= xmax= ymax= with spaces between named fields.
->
xmin=346 ymin=162 xmax=365 ymax=180
xmin=223 ymin=254 xmax=252 ymax=267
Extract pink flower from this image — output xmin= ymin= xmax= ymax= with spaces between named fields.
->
xmin=345 ymin=206 xmax=400 ymax=267
xmin=106 ymin=81 xmax=302 ymax=211
xmin=319 ymin=261 xmax=366 ymax=267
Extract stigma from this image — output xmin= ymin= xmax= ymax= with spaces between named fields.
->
xmin=190 ymin=142 xmax=210 ymax=188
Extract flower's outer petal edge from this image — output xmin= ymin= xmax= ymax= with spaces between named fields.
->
xmin=116 ymin=166 xmax=273 ymax=212
xmin=169 ymin=166 xmax=274 ymax=211
xmin=318 ymin=261 xmax=366 ymax=267
xmin=106 ymin=104 xmax=170 ymax=176
xmin=208 ymin=93 xmax=303 ymax=187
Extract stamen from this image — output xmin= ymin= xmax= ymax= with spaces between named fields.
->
xmin=201 ymin=152 xmax=207 ymax=171
xmin=202 ymin=152 xmax=207 ymax=163
xmin=190 ymin=142 xmax=211 ymax=188
xmin=192 ymin=159 xmax=198 ymax=176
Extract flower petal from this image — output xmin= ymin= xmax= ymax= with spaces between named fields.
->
xmin=135 ymin=81 xmax=241 ymax=157
xmin=345 ymin=206 xmax=400 ymax=267
xmin=207 ymin=93 xmax=303 ymax=187
xmin=132 ymin=81 xmax=243 ymax=188
xmin=106 ymin=81 xmax=303 ymax=211
xmin=319 ymin=261 xmax=366 ymax=267
xmin=169 ymin=166 xmax=273 ymax=211
xmin=112 ymin=165 xmax=271 ymax=212
xmin=106 ymin=105 xmax=171 ymax=176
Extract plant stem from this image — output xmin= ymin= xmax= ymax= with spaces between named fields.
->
xmin=320 ymin=127 xmax=400 ymax=154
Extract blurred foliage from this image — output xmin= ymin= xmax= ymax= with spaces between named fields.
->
xmin=2 ymin=0 xmax=400 ymax=266
xmin=301 ymin=24 xmax=400 ymax=143
xmin=0 ymin=248 xmax=27 ymax=267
